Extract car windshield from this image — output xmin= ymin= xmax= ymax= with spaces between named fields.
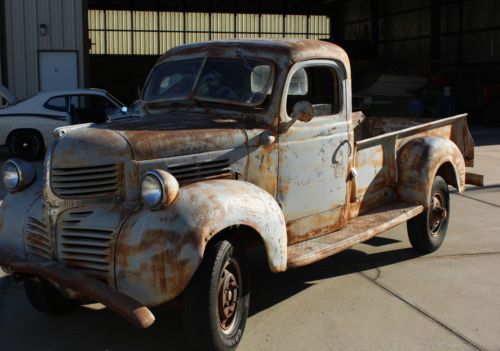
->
xmin=143 ymin=57 xmax=274 ymax=106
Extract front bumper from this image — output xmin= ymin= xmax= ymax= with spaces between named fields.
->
xmin=0 ymin=248 xmax=155 ymax=329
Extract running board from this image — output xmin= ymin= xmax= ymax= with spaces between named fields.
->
xmin=287 ymin=202 xmax=424 ymax=268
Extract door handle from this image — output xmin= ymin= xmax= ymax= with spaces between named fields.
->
xmin=340 ymin=139 xmax=352 ymax=156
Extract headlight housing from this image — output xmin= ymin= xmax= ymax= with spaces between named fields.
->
xmin=2 ymin=159 xmax=36 ymax=192
xmin=140 ymin=170 xmax=179 ymax=210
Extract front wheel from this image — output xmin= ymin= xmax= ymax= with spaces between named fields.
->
xmin=183 ymin=240 xmax=250 ymax=351
xmin=407 ymin=175 xmax=450 ymax=253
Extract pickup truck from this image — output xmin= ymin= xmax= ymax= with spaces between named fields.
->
xmin=0 ymin=39 xmax=482 ymax=351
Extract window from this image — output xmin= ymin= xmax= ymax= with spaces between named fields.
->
xmin=144 ymin=58 xmax=203 ymax=101
xmin=286 ymin=65 xmax=340 ymax=117
xmin=195 ymin=58 xmax=273 ymax=105
xmin=143 ymin=57 xmax=274 ymax=106
xmin=45 ymin=96 xmax=68 ymax=112
xmin=69 ymin=94 xmax=120 ymax=124
xmin=88 ymin=10 xmax=330 ymax=55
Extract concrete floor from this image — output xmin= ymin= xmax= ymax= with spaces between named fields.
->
xmin=0 ymin=128 xmax=499 ymax=351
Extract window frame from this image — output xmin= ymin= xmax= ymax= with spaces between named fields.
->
xmin=280 ymin=59 xmax=345 ymax=123
xmin=141 ymin=55 xmax=276 ymax=108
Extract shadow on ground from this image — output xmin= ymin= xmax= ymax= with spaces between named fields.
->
xmin=0 ymin=240 xmax=422 ymax=351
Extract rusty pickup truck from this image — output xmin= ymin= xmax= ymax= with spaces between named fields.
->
xmin=0 ymin=39 xmax=481 ymax=351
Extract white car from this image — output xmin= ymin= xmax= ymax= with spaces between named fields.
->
xmin=0 ymin=87 xmax=129 ymax=159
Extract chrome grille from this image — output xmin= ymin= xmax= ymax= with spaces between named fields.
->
xmin=168 ymin=159 xmax=232 ymax=185
xmin=58 ymin=210 xmax=114 ymax=281
xmin=51 ymin=164 xmax=119 ymax=197
xmin=25 ymin=216 xmax=52 ymax=260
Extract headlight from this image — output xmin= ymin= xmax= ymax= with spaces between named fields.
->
xmin=140 ymin=170 xmax=179 ymax=210
xmin=2 ymin=159 xmax=36 ymax=192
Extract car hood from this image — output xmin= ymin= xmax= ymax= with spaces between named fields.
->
xmin=95 ymin=111 xmax=255 ymax=160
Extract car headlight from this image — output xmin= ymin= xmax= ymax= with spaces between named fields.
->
xmin=2 ymin=159 xmax=36 ymax=192
xmin=140 ymin=170 xmax=179 ymax=210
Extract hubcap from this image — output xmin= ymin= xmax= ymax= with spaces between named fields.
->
xmin=429 ymin=192 xmax=447 ymax=236
xmin=218 ymin=258 xmax=241 ymax=334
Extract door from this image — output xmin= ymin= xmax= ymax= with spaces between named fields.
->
xmin=278 ymin=60 xmax=351 ymax=245
xmin=39 ymin=51 xmax=78 ymax=91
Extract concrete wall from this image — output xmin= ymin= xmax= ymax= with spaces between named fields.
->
xmin=3 ymin=0 xmax=86 ymax=99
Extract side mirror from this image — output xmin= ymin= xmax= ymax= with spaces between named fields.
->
xmin=291 ymin=101 xmax=314 ymax=123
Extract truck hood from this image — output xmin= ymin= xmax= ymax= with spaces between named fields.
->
xmin=96 ymin=112 xmax=253 ymax=160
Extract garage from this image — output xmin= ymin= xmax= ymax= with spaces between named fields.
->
xmin=1 ymin=0 xmax=500 ymax=123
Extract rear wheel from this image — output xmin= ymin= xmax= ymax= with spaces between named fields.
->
xmin=24 ymin=277 xmax=79 ymax=315
xmin=183 ymin=240 xmax=250 ymax=351
xmin=8 ymin=130 xmax=44 ymax=160
xmin=407 ymin=175 xmax=450 ymax=253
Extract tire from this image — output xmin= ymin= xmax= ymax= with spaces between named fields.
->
xmin=7 ymin=130 xmax=44 ymax=160
xmin=407 ymin=175 xmax=450 ymax=253
xmin=24 ymin=277 xmax=79 ymax=315
xmin=183 ymin=240 xmax=250 ymax=351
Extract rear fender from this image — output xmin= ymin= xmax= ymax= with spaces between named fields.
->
xmin=115 ymin=179 xmax=287 ymax=306
xmin=397 ymin=136 xmax=465 ymax=208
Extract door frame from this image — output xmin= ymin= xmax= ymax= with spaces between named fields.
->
xmin=277 ymin=58 xmax=353 ymax=244
xmin=279 ymin=59 xmax=347 ymax=127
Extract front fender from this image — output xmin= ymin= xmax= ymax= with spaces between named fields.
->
xmin=397 ymin=136 xmax=465 ymax=207
xmin=115 ymin=179 xmax=287 ymax=306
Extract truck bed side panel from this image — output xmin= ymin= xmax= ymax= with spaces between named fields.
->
xmin=350 ymin=114 xmax=473 ymax=217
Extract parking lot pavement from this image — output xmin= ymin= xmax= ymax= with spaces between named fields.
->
xmin=1 ymin=128 xmax=499 ymax=351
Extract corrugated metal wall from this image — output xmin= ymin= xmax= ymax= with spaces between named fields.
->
xmin=3 ymin=0 xmax=85 ymax=99
xmin=88 ymin=10 xmax=330 ymax=55
xmin=341 ymin=0 xmax=500 ymax=67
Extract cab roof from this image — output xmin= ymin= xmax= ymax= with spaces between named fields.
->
xmin=158 ymin=38 xmax=351 ymax=78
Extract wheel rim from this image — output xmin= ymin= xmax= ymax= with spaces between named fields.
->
xmin=429 ymin=191 xmax=447 ymax=236
xmin=12 ymin=134 xmax=40 ymax=158
xmin=217 ymin=258 xmax=241 ymax=335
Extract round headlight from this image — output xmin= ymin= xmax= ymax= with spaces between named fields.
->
xmin=141 ymin=172 xmax=163 ymax=208
xmin=140 ymin=170 xmax=179 ymax=210
xmin=3 ymin=161 xmax=20 ymax=190
xmin=2 ymin=159 xmax=35 ymax=192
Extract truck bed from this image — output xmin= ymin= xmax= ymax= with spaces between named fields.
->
xmin=350 ymin=113 xmax=474 ymax=218
xmin=353 ymin=113 xmax=474 ymax=164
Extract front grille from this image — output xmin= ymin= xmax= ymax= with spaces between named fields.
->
xmin=51 ymin=164 xmax=119 ymax=197
xmin=25 ymin=216 xmax=52 ymax=260
xmin=58 ymin=210 xmax=114 ymax=281
xmin=168 ymin=159 xmax=232 ymax=185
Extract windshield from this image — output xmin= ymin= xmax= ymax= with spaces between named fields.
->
xmin=143 ymin=57 xmax=274 ymax=106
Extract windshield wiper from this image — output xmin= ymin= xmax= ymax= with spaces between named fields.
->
xmin=145 ymin=99 xmax=201 ymax=110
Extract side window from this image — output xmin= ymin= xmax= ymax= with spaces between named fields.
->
xmin=286 ymin=65 xmax=341 ymax=118
xmin=45 ymin=96 xmax=68 ymax=112
xmin=69 ymin=95 xmax=117 ymax=125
